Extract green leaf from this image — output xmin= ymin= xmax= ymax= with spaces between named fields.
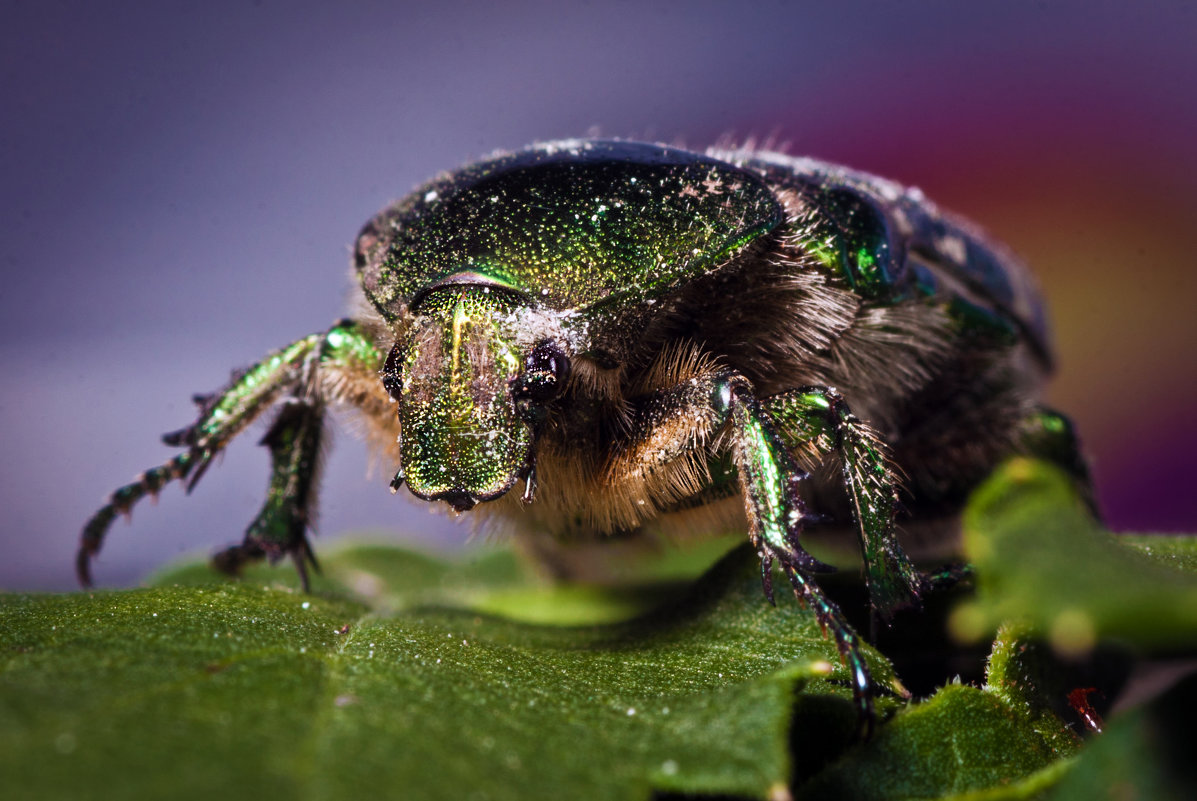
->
xmin=150 ymin=535 xmax=745 ymax=624
xmin=9 ymin=459 xmax=1196 ymax=799
xmin=984 ymin=623 xmax=1084 ymax=757
xmin=792 ymin=615 xmax=1087 ymax=801
xmin=0 ymin=545 xmax=895 ymax=801
xmin=948 ymin=459 xmax=1197 ymax=656
xmin=1119 ymin=534 xmax=1197 ymax=574
xmin=793 ymin=682 xmax=1075 ymax=801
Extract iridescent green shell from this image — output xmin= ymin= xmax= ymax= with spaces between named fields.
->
xmin=739 ymin=153 xmax=1053 ymax=366
xmin=355 ymin=140 xmax=785 ymax=318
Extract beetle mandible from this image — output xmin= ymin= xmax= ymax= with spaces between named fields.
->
xmin=80 ymin=139 xmax=1091 ymax=726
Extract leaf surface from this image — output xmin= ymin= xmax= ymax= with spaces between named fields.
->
xmin=0 ymin=546 xmax=891 ymax=801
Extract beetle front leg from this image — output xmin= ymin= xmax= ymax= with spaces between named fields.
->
xmin=612 ymin=370 xmax=879 ymax=731
xmin=716 ymin=377 xmax=878 ymax=732
xmin=210 ymin=399 xmax=326 ymax=591
xmin=762 ymin=388 xmax=924 ymax=620
xmin=78 ymin=320 xmax=386 ymax=587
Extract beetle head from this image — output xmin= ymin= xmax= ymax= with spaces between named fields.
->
xmin=384 ymin=282 xmax=568 ymax=511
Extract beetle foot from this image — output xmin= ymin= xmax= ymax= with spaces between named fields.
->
xmin=925 ymin=560 xmax=973 ymax=592
xmin=211 ymin=541 xmax=266 ymax=579
xmin=756 ymin=542 xmax=876 ymax=738
xmin=759 ymin=551 xmax=776 ymax=606
xmin=211 ymin=534 xmax=319 ymax=592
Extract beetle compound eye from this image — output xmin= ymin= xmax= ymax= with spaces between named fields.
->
xmin=512 ymin=340 xmax=570 ymax=404
xmin=381 ymin=343 xmax=404 ymax=402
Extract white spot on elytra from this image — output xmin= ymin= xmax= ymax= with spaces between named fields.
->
xmin=939 ymin=235 xmax=967 ymax=264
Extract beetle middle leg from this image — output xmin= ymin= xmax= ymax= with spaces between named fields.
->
xmin=762 ymin=387 xmax=924 ymax=620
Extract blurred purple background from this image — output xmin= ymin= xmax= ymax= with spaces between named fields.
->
xmin=3 ymin=1 xmax=1195 ymax=590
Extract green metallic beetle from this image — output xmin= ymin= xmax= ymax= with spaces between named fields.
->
xmin=79 ymin=139 xmax=1091 ymax=727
